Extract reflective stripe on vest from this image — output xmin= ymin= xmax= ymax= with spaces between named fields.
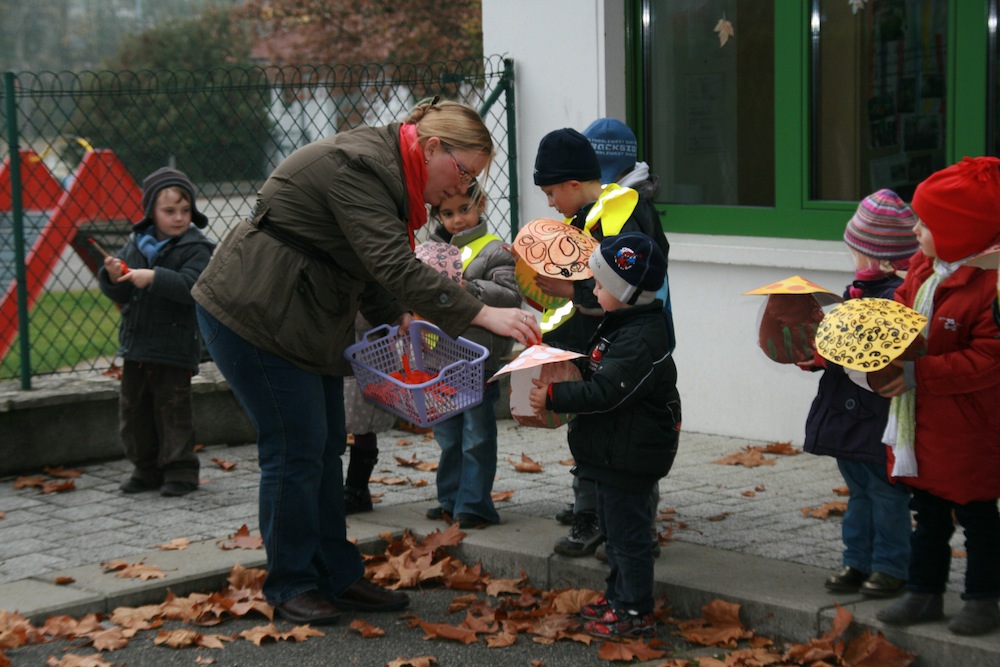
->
xmin=540 ymin=183 xmax=640 ymax=333
xmin=459 ymin=233 xmax=501 ymax=271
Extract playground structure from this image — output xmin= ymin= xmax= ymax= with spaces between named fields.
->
xmin=0 ymin=147 xmax=142 ymax=362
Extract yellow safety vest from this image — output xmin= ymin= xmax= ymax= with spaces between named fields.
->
xmin=540 ymin=184 xmax=640 ymax=333
xmin=459 ymin=233 xmax=501 ymax=271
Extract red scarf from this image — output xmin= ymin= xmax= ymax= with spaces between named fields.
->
xmin=399 ymin=123 xmax=428 ymax=249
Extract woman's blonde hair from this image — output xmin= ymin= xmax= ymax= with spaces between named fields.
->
xmin=406 ymin=99 xmax=495 ymax=180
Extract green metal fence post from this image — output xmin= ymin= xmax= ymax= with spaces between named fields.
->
xmin=502 ymin=59 xmax=519 ymax=241
xmin=3 ymin=71 xmax=32 ymax=389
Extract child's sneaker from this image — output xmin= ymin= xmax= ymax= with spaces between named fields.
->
xmin=580 ymin=594 xmax=612 ymax=620
xmin=584 ymin=608 xmax=655 ymax=638
xmin=553 ymin=511 xmax=604 ymax=557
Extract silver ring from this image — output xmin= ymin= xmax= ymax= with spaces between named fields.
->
xmin=522 ymin=314 xmax=528 ymax=323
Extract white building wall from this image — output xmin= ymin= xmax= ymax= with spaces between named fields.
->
xmin=484 ymin=0 xmax=856 ymax=443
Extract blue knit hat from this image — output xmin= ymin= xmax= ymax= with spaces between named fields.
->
xmin=588 ymin=232 xmax=665 ymax=306
xmin=583 ymin=118 xmax=637 ymax=185
xmin=533 ymin=128 xmax=602 ymax=186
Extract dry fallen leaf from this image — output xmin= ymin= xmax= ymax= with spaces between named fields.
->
xmin=713 ymin=447 xmax=776 ymax=468
xmin=42 ymin=466 xmax=82 ymax=479
xmin=801 ymin=501 xmax=848 ymax=519
xmin=210 ymin=458 xmax=237 ymax=471
xmin=53 ymin=576 xmax=75 ymax=585
xmin=40 ymin=480 xmax=76 ymax=494
xmin=415 ymin=618 xmax=479 ymax=644
xmin=598 ymin=638 xmax=666 ymax=662
xmin=219 ymin=524 xmax=263 ymax=550
xmin=762 ymin=441 xmax=799 ymax=456
xmin=385 ymin=658 xmax=438 ymax=667
xmin=508 ymin=453 xmax=543 ymax=473
xmin=156 ymin=538 xmax=191 ymax=551
xmin=491 ymin=490 xmax=515 ymax=502
xmin=349 ymin=619 xmax=385 ymax=637
xmin=676 ymin=599 xmax=754 ymax=648
xmin=13 ymin=475 xmax=45 ymax=489
xmin=45 ymin=654 xmax=114 ymax=667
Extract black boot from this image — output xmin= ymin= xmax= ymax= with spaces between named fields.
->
xmin=344 ymin=442 xmax=378 ymax=515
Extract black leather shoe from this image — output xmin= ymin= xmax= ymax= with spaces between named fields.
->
xmin=275 ymin=591 xmax=341 ymax=625
xmin=824 ymin=566 xmax=868 ymax=593
xmin=860 ymin=572 xmax=906 ymax=598
xmin=425 ymin=506 xmax=449 ymax=521
xmin=160 ymin=481 xmax=197 ymax=497
xmin=334 ymin=578 xmax=410 ymax=612
xmin=119 ymin=477 xmax=159 ymax=494
xmin=457 ymin=513 xmax=493 ymax=530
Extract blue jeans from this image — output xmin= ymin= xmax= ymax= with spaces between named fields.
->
xmin=908 ymin=488 xmax=1000 ymax=599
xmin=197 ymin=305 xmax=364 ymax=605
xmin=431 ymin=382 xmax=501 ymax=523
xmin=595 ymin=479 xmax=656 ymax=613
xmin=837 ymin=459 xmax=911 ymax=580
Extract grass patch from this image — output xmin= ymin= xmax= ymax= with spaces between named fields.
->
xmin=1 ymin=288 xmax=119 ymax=380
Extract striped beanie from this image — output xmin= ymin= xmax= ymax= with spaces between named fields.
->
xmin=138 ymin=167 xmax=209 ymax=229
xmin=911 ymin=156 xmax=1000 ymax=262
xmin=843 ymin=189 xmax=918 ymax=260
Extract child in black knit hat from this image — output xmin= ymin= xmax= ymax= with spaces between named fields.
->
xmin=529 ymin=231 xmax=681 ymax=639
xmin=98 ymin=167 xmax=215 ymax=497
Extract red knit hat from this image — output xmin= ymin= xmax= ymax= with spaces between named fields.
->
xmin=910 ymin=156 xmax=1000 ymax=262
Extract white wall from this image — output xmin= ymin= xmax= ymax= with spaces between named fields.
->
xmin=484 ymin=1 xmax=855 ymax=444
xmin=484 ymin=0 xmax=625 ymax=223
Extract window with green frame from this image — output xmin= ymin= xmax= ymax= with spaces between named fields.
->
xmin=626 ymin=0 xmax=993 ymax=241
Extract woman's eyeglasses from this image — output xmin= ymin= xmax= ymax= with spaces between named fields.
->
xmin=445 ymin=148 xmax=475 ymax=185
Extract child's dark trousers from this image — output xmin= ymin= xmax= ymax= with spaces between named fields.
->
xmin=595 ymin=479 xmax=658 ymax=613
xmin=120 ymin=360 xmax=200 ymax=486
xmin=908 ymin=488 xmax=1000 ymax=600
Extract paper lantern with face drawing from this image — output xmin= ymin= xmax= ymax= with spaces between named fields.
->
xmin=744 ymin=275 xmax=842 ymax=364
xmin=512 ymin=218 xmax=599 ymax=311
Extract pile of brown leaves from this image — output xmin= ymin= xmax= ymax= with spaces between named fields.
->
xmin=0 ymin=522 xmax=917 ymax=667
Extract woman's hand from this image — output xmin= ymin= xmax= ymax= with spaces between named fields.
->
xmin=471 ymin=305 xmax=541 ymax=346
xmin=117 ymin=268 xmax=154 ymax=288
xmin=534 ymin=275 xmax=575 ymax=299
xmin=529 ymin=377 xmax=549 ymax=414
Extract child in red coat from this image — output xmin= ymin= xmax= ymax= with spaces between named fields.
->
xmin=875 ymin=157 xmax=1000 ymax=636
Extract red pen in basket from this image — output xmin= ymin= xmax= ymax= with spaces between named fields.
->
xmin=344 ymin=321 xmax=488 ymax=428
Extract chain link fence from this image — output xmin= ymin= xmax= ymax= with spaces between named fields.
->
xmin=0 ymin=56 xmax=516 ymax=386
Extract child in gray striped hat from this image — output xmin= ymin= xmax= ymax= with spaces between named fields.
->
xmin=801 ymin=188 xmax=917 ymax=599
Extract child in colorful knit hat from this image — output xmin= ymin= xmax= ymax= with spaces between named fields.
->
xmin=802 ymin=189 xmax=918 ymax=599
xmin=873 ymin=157 xmax=1000 ymax=636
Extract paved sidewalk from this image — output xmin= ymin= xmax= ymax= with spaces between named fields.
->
xmin=0 ymin=420 xmax=993 ymax=666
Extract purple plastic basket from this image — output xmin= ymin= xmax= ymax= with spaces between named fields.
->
xmin=343 ymin=320 xmax=489 ymax=427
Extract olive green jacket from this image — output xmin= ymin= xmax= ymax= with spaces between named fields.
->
xmin=192 ymin=123 xmax=482 ymax=375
